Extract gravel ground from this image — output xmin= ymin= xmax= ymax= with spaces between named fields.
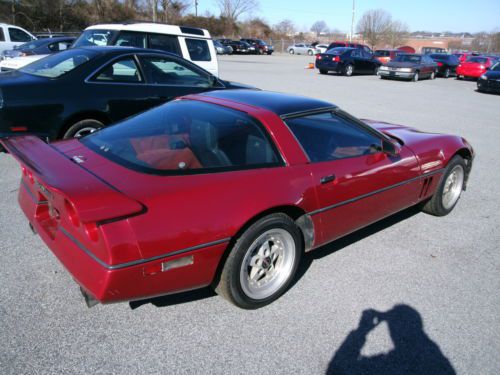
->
xmin=0 ymin=53 xmax=499 ymax=374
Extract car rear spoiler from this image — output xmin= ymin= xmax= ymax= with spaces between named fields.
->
xmin=0 ymin=136 xmax=145 ymax=223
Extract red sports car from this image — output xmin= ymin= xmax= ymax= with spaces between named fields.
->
xmin=0 ymin=90 xmax=474 ymax=309
xmin=456 ymin=56 xmax=494 ymax=79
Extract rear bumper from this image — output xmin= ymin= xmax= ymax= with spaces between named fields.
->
xmin=315 ymin=61 xmax=342 ymax=72
xmin=19 ymin=182 xmax=229 ymax=304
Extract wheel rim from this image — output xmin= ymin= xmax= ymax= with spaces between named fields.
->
xmin=442 ymin=165 xmax=464 ymax=209
xmin=445 ymin=69 xmax=450 ymax=78
xmin=431 ymin=72 xmax=435 ymax=79
xmin=239 ymin=229 xmax=296 ymax=300
xmin=414 ymin=73 xmax=419 ymax=81
xmin=346 ymin=65 xmax=353 ymax=76
xmin=74 ymin=127 xmax=97 ymax=138
xmin=308 ymin=50 xmax=313 ymax=55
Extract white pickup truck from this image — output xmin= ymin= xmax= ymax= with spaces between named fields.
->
xmin=0 ymin=23 xmax=36 ymax=55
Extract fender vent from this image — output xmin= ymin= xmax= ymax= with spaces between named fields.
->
xmin=419 ymin=177 xmax=433 ymax=198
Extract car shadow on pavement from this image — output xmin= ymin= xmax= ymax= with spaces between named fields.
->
xmin=292 ymin=205 xmax=422 ymax=288
xmin=326 ymin=304 xmax=456 ymax=375
xmin=130 ymin=205 xmax=421 ymax=310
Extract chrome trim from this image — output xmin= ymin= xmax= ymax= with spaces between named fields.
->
xmin=309 ymin=168 xmax=445 ymax=216
xmin=59 ymin=226 xmax=230 ymax=270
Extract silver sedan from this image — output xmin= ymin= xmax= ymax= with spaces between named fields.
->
xmin=287 ymin=43 xmax=317 ymax=55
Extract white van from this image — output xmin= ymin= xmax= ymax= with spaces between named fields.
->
xmin=72 ymin=22 xmax=219 ymax=76
xmin=0 ymin=23 xmax=36 ymax=54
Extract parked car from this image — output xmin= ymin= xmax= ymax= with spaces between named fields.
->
xmin=374 ymin=49 xmax=407 ymax=64
xmin=72 ymin=22 xmax=219 ymax=76
xmin=287 ymin=43 xmax=316 ymax=55
xmin=0 ymin=89 xmax=474 ymax=309
xmin=422 ymin=47 xmax=446 ymax=55
xmin=222 ymin=40 xmax=254 ymax=54
xmin=0 ymin=47 xmax=250 ymax=140
xmin=0 ymin=23 xmax=36 ymax=54
xmin=315 ymin=47 xmax=381 ymax=76
xmin=397 ymin=46 xmax=416 ymax=54
xmin=428 ymin=53 xmax=460 ymax=78
xmin=378 ymin=54 xmax=438 ymax=82
xmin=456 ymin=56 xmax=494 ymax=80
xmin=327 ymin=41 xmax=372 ymax=53
xmin=213 ymin=40 xmax=232 ymax=55
xmin=240 ymin=38 xmax=274 ymax=55
xmin=477 ymin=62 xmax=500 ymax=94
xmin=452 ymin=52 xmax=478 ymax=63
xmin=1 ymin=37 xmax=74 ymax=60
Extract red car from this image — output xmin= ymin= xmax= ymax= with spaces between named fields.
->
xmin=0 ymin=90 xmax=474 ymax=309
xmin=374 ymin=49 xmax=407 ymax=64
xmin=456 ymin=56 xmax=494 ymax=79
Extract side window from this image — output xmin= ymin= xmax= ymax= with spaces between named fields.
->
xmin=115 ymin=31 xmax=147 ymax=48
xmin=93 ymin=57 xmax=142 ymax=83
xmin=9 ymin=28 xmax=32 ymax=42
xmin=185 ymin=38 xmax=211 ymax=61
xmin=286 ymin=112 xmax=382 ymax=162
xmin=140 ymin=56 xmax=210 ymax=86
xmin=148 ymin=34 xmax=181 ymax=56
xmin=48 ymin=41 xmax=71 ymax=52
xmin=362 ymin=50 xmax=372 ymax=59
xmin=0 ymin=28 xmax=4 ymax=42
xmin=351 ymin=50 xmax=361 ymax=58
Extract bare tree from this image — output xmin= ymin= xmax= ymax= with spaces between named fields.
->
xmin=216 ymin=0 xmax=259 ymax=23
xmin=273 ymin=19 xmax=295 ymax=37
xmin=311 ymin=20 xmax=328 ymax=36
xmin=385 ymin=20 xmax=409 ymax=48
xmin=356 ymin=9 xmax=392 ymax=49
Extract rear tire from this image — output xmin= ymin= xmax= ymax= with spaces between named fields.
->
xmin=422 ymin=156 xmax=466 ymax=216
xmin=319 ymin=69 xmax=328 ymax=75
xmin=289 ymin=49 xmax=295 ymax=55
xmin=215 ymin=213 xmax=302 ymax=309
xmin=430 ymin=71 xmax=436 ymax=80
xmin=308 ymin=49 xmax=313 ymax=56
xmin=444 ymin=68 xmax=450 ymax=78
xmin=62 ymin=119 xmax=104 ymax=139
xmin=343 ymin=64 xmax=354 ymax=76
xmin=412 ymin=71 xmax=419 ymax=82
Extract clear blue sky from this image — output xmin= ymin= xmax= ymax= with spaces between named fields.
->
xmin=196 ymin=0 xmax=500 ymax=33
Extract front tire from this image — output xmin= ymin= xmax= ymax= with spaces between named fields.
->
xmin=62 ymin=119 xmax=104 ymax=139
xmin=215 ymin=213 xmax=302 ymax=309
xmin=422 ymin=156 xmax=466 ymax=216
xmin=308 ymin=49 xmax=314 ymax=56
xmin=289 ymin=49 xmax=295 ymax=55
xmin=412 ymin=71 xmax=419 ymax=82
xmin=444 ymin=68 xmax=450 ymax=78
xmin=430 ymin=71 xmax=436 ymax=80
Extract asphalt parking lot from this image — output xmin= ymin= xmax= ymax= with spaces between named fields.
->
xmin=1 ymin=53 xmax=499 ymax=374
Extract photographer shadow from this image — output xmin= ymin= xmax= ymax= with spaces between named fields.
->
xmin=327 ymin=304 xmax=456 ymax=375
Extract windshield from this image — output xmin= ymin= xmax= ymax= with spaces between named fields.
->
xmin=73 ymin=29 xmax=117 ymax=47
xmin=374 ymin=50 xmax=390 ymax=57
xmin=326 ymin=47 xmax=347 ymax=55
xmin=20 ymin=49 xmax=98 ymax=78
xmin=491 ymin=62 xmax=500 ymax=71
xmin=393 ymin=55 xmax=421 ymax=63
xmin=81 ymin=100 xmax=280 ymax=175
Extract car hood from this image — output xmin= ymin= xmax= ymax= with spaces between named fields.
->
xmin=485 ymin=70 xmax=500 ymax=79
xmin=385 ymin=61 xmax=418 ymax=68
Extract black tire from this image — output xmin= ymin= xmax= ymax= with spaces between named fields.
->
xmin=308 ymin=49 xmax=313 ymax=56
xmin=380 ymin=75 xmax=387 ymax=79
xmin=421 ymin=156 xmax=467 ymax=217
xmin=319 ymin=69 xmax=328 ymax=75
xmin=215 ymin=213 xmax=303 ymax=309
xmin=62 ymin=119 xmax=104 ymax=139
xmin=444 ymin=68 xmax=450 ymax=78
xmin=374 ymin=66 xmax=380 ymax=75
xmin=412 ymin=71 xmax=419 ymax=82
xmin=343 ymin=64 xmax=354 ymax=76
xmin=289 ymin=49 xmax=294 ymax=55
xmin=430 ymin=71 xmax=436 ymax=80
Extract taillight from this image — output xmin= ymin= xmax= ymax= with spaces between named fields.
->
xmin=332 ymin=56 xmax=340 ymax=62
xmin=437 ymin=62 xmax=443 ymax=66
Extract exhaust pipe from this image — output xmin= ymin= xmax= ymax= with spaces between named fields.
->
xmin=80 ymin=287 xmax=99 ymax=308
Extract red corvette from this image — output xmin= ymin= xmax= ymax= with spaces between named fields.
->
xmin=456 ymin=56 xmax=494 ymax=79
xmin=0 ymin=90 xmax=474 ymax=309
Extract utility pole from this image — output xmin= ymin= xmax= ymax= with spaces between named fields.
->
xmin=350 ymin=0 xmax=355 ymax=42
xmin=195 ymin=0 xmax=198 ymax=17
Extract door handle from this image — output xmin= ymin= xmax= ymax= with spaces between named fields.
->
xmin=320 ymin=174 xmax=336 ymax=184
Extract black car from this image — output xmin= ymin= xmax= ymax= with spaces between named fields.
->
xmin=240 ymin=38 xmax=274 ymax=55
xmin=315 ymin=47 xmax=381 ymax=76
xmin=220 ymin=40 xmax=254 ymax=54
xmin=477 ymin=62 xmax=500 ymax=94
xmin=378 ymin=54 xmax=438 ymax=82
xmin=2 ymin=37 xmax=75 ymax=59
xmin=0 ymin=46 xmax=249 ymax=140
xmin=429 ymin=54 xmax=460 ymax=78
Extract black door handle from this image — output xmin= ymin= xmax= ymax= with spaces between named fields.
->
xmin=320 ymin=174 xmax=336 ymax=184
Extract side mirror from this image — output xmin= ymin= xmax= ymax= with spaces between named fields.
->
xmin=382 ymin=138 xmax=401 ymax=156
xmin=209 ymin=75 xmax=220 ymax=87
